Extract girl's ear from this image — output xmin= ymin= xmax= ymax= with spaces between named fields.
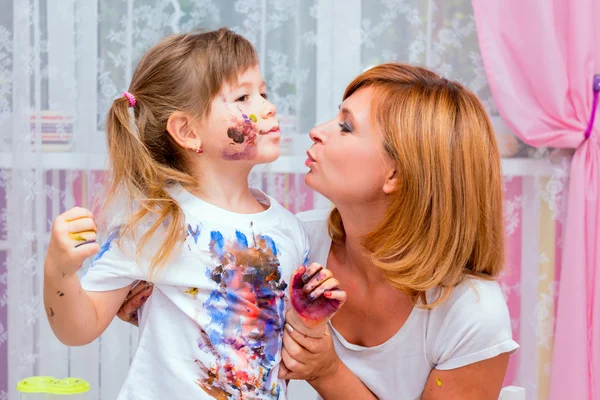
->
xmin=166 ymin=112 xmax=200 ymax=151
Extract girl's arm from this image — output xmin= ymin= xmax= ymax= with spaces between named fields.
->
xmin=43 ymin=207 xmax=133 ymax=346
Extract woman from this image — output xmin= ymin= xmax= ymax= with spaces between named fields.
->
xmin=118 ymin=63 xmax=518 ymax=399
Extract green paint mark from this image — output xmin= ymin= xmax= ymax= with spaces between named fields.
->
xmin=249 ymin=114 xmax=258 ymax=123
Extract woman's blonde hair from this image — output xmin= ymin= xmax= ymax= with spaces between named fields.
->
xmin=104 ymin=28 xmax=258 ymax=276
xmin=328 ymin=63 xmax=504 ymax=308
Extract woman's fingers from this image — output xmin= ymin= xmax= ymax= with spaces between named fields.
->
xmin=283 ymin=327 xmax=311 ymax=361
xmin=117 ymin=284 xmax=153 ymax=325
xmin=281 ymin=346 xmax=305 ymax=373
xmin=284 ymin=323 xmax=322 ymax=353
xmin=278 ymin=361 xmax=291 ymax=378
xmin=128 ymin=281 xmax=152 ymax=298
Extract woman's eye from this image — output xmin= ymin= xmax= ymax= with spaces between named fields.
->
xmin=338 ymin=122 xmax=352 ymax=133
xmin=236 ymin=95 xmax=249 ymax=102
xmin=261 ymin=93 xmax=268 ymax=100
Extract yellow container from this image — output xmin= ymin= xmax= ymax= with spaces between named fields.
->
xmin=17 ymin=376 xmax=89 ymax=399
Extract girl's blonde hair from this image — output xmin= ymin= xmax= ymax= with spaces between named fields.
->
xmin=104 ymin=28 xmax=258 ymax=276
xmin=328 ymin=63 xmax=505 ymax=308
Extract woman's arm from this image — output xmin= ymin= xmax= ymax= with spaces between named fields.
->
xmin=280 ymin=323 xmax=510 ymax=400
xmin=421 ymin=353 xmax=510 ymax=400
xmin=279 ymin=324 xmax=377 ymax=400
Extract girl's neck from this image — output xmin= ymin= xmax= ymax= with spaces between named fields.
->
xmin=186 ymin=162 xmax=266 ymax=213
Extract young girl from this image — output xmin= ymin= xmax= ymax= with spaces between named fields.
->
xmin=43 ymin=28 xmax=344 ymax=400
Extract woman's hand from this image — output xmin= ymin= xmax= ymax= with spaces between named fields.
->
xmin=116 ymin=281 xmax=153 ymax=326
xmin=278 ymin=323 xmax=341 ymax=382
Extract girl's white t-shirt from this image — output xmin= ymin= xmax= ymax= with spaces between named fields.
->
xmin=290 ymin=209 xmax=519 ymax=400
xmin=81 ymin=185 xmax=310 ymax=400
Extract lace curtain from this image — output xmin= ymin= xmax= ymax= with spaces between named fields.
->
xmin=0 ymin=1 xmax=569 ymax=399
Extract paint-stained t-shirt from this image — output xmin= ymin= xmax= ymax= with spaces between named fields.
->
xmin=81 ymin=184 xmax=310 ymax=400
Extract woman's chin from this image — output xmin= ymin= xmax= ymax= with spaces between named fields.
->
xmin=304 ymin=173 xmax=327 ymax=197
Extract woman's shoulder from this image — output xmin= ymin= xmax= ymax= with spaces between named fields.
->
xmin=295 ymin=209 xmax=331 ymax=239
xmin=295 ymin=208 xmax=332 ymax=224
xmin=425 ymin=277 xmax=518 ymax=370
xmin=428 ymin=277 xmax=509 ymax=321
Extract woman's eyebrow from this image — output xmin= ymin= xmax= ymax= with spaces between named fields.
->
xmin=339 ymin=106 xmax=356 ymax=124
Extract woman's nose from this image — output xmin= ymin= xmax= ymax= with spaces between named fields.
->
xmin=309 ymin=123 xmax=327 ymax=144
xmin=260 ymin=100 xmax=276 ymax=119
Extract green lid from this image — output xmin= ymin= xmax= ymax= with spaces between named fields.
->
xmin=17 ymin=376 xmax=90 ymax=394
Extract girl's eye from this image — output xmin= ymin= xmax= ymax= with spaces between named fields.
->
xmin=261 ymin=93 xmax=268 ymax=100
xmin=236 ymin=95 xmax=249 ymax=102
xmin=338 ymin=122 xmax=352 ymax=133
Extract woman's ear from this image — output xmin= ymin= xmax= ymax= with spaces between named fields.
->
xmin=166 ymin=112 xmax=201 ymax=151
xmin=383 ymin=170 xmax=399 ymax=195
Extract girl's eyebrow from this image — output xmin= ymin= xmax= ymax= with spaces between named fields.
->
xmin=236 ymin=80 xmax=267 ymax=89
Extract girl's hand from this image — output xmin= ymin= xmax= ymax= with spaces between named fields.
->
xmin=286 ymin=263 xmax=347 ymax=338
xmin=45 ymin=207 xmax=100 ymax=278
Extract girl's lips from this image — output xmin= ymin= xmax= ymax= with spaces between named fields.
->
xmin=261 ymin=126 xmax=280 ymax=135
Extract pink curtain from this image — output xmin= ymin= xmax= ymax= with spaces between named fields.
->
xmin=471 ymin=1 xmax=599 ymax=399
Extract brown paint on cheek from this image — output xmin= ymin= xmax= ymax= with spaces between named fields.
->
xmin=227 ymin=127 xmax=246 ymax=144
xmin=222 ymin=116 xmax=260 ymax=161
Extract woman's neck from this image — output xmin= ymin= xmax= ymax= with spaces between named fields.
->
xmin=333 ymin=201 xmax=389 ymax=285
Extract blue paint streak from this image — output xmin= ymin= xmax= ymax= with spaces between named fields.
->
xmin=188 ymin=224 xmax=201 ymax=244
xmin=302 ymin=249 xmax=310 ymax=266
xmin=210 ymin=231 xmax=224 ymax=256
xmin=91 ymin=229 xmax=119 ymax=264
xmin=235 ymin=230 xmax=248 ymax=248
xmin=83 ymin=228 xmax=119 ymax=276
xmin=259 ymin=235 xmax=278 ymax=256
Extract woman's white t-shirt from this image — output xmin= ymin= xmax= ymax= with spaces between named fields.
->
xmin=289 ymin=209 xmax=519 ymax=400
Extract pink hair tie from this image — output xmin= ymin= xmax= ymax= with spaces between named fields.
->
xmin=123 ymin=91 xmax=136 ymax=108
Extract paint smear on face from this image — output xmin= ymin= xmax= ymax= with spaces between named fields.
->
xmin=221 ymin=105 xmax=266 ymax=161
xmin=195 ymin=228 xmax=286 ymax=398
xmin=290 ymin=267 xmax=342 ymax=324
xmin=436 ymin=377 xmax=443 ymax=387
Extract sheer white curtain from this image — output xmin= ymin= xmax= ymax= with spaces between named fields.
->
xmin=0 ymin=1 xmax=567 ymax=399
